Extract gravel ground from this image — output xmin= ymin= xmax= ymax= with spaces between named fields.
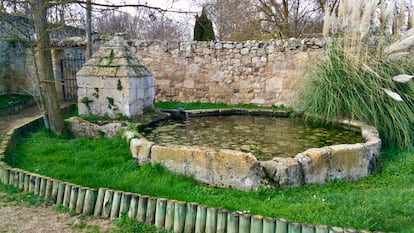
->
xmin=0 ymin=104 xmax=116 ymax=233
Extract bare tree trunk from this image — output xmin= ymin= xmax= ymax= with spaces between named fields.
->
xmin=86 ymin=0 xmax=93 ymax=60
xmin=31 ymin=0 xmax=64 ymax=135
xmin=30 ymin=47 xmax=49 ymax=129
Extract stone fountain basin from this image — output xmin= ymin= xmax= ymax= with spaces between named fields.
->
xmin=131 ymin=109 xmax=381 ymax=191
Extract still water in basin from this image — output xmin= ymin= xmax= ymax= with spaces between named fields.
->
xmin=140 ymin=115 xmax=363 ymax=160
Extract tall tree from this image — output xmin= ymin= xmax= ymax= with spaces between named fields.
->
xmin=258 ymin=0 xmax=323 ymax=38
xmin=85 ymin=0 xmax=92 ymax=59
xmin=194 ymin=7 xmax=215 ymax=41
xmin=203 ymin=0 xmax=262 ymax=41
xmin=31 ymin=0 xmax=64 ymax=135
xmin=94 ymin=10 xmax=184 ymax=40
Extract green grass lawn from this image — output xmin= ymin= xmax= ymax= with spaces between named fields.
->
xmin=0 ymin=94 xmax=32 ymax=108
xmin=5 ymin=127 xmax=414 ymax=232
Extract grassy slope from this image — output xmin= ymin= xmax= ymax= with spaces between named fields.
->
xmin=6 ymin=127 xmax=414 ymax=232
xmin=0 ymin=94 xmax=32 ymax=108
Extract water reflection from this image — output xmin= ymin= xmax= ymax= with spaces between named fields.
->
xmin=140 ymin=115 xmax=362 ymax=160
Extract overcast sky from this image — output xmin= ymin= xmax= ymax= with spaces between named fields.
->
xmin=104 ymin=0 xmax=202 ymax=13
xmin=94 ymin=0 xmax=203 ymax=39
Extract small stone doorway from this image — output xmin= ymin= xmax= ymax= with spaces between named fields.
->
xmin=60 ymin=57 xmax=85 ymax=101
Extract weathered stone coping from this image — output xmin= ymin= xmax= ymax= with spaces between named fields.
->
xmin=133 ymin=109 xmax=381 ymax=190
xmin=0 ymin=110 xmax=384 ymax=233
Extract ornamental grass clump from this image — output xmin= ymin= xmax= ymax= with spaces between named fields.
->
xmin=299 ymin=0 xmax=414 ymax=147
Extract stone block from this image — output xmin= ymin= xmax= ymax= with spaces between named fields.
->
xmin=296 ymin=143 xmax=370 ymax=185
xmin=100 ymin=122 xmax=124 ymax=137
xmin=328 ymin=144 xmax=367 ymax=180
xmin=223 ymin=43 xmax=234 ymax=49
xmin=265 ymin=78 xmax=282 ymax=92
xmin=295 ymin=148 xmax=331 ymax=184
xmin=240 ymin=48 xmax=249 ymax=55
xmin=150 ymin=145 xmax=212 ymax=182
xmin=130 ymin=138 xmax=154 ymax=164
xmin=149 ymin=145 xmax=264 ymax=190
xmin=65 ymin=117 xmax=102 ymax=139
xmin=210 ymin=149 xmax=265 ymax=190
xmin=250 ymin=98 xmax=265 ymax=105
xmin=261 ymin=157 xmax=303 ymax=188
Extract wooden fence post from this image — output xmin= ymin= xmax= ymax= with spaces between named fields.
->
xmin=184 ymin=202 xmax=197 ymax=233
xmin=165 ymin=200 xmax=176 ymax=231
xmin=217 ymin=210 xmax=228 ymax=233
xmin=56 ymin=182 xmax=66 ymax=205
xmin=227 ymin=212 xmax=239 ymax=233
xmin=83 ymin=188 xmax=97 ymax=215
xmin=344 ymin=228 xmax=358 ymax=233
xmin=137 ymin=195 xmax=148 ymax=222
xmin=101 ymin=189 xmax=114 ymax=219
xmin=39 ymin=177 xmax=47 ymax=198
xmin=251 ymin=215 xmax=263 ymax=233
xmin=69 ymin=185 xmax=79 ymax=210
xmin=288 ymin=222 xmax=301 ymax=233
xmin=276 ymin=219 xmax=288 ymax=233
xmin=76 ymin=187 xmax=86 ymax=214
xmin=302 ymin=223 xmax=315 ymax=233
xmin=94 ymin=188 xmax=106 ymax=216
xmin=0 ymin=166 xmax=3 ymax=183
xmin=51 ymin=180 xmax=59 ymax=204
xmin=119 ymin=192 xmax=131 ymax=217
xmin=2 ymin=167 xmax=10 ymax=185
xmin=18 ymin=170 xmax=24 ymax=190
xmin=195 ymin=205 xmax=207 ymax=233
xmin=329 ymin=227 xmax=344 ymax=233
xmin=239 ymin=214 xmax=251 ymax=233
xmin=34 ymin=176 xmax=41 ymax=195
xmin=173 ymin=201 xmax=186 ymax=233
xmin=63 ymin=183 xmax=72 ymax=207
xmin=263 ymin=217 xmax=276 ymax=233
xmin=146 ymin=197 xmax=157 ymax=225
xmin=28 ymin=174 xmax=35 ymax=193
xmin=155 ymin=198 xmax=167 ymax=229
xmin=110 ymin=191 xmax=122 ymax=219
xmin=128 ymin=194 xmax=139 ymax=219
xmin=206 ymin=207 xmax=218 ymax=233
xmin=23 ymin=173 xmax=30 ymax=192
xmin=45 ymin=178 xmax=53 ymax=201
xmin=11 ymin=170 xmax=17 ymax=187
xmin=315 ymin=225 xmax=329 ymax=233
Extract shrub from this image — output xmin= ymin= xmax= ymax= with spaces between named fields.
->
xmin=298 ymin=0 xmax=414 ymax=148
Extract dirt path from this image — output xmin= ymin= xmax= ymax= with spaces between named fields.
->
xmin=0 ymin=104 xmax=116 ymax=233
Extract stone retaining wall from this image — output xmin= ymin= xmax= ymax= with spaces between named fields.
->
xmin=1 ymin=23 xmax=326 ymax=106
xmin=129 ymin=38 xmax=325 ymax=106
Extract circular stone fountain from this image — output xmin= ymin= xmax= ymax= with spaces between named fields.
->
xmin=130 ymin=109 xmax=381 ymax=191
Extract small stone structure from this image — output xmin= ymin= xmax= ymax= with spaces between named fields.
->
xmin=76 ymin=36 xmax=154 ymax=118
xmin=130 ymin=109 xmax=381 ymax=190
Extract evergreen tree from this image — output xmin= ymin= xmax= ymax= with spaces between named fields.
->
xmin=194 ymin=8 xmax=215 ymax=41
